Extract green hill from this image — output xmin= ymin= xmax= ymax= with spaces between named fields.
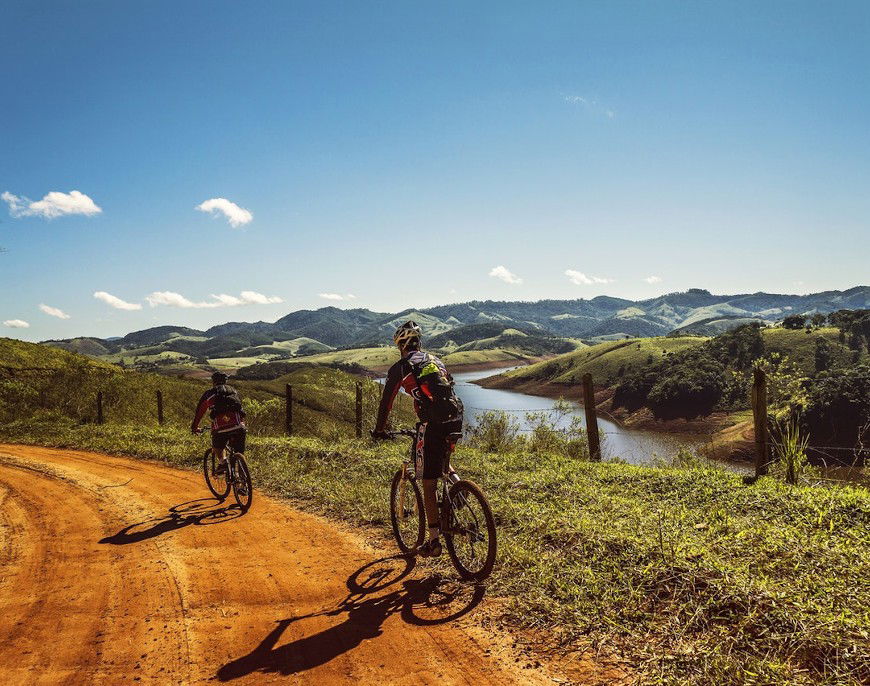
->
xmin=483 ymin=335 xmax=707 ymax=390
xmin=1 ymin=338 xmax=399 ymax=439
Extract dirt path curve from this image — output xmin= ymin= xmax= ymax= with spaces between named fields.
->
xmin=0 ymin=444 xmax=560 ymax=686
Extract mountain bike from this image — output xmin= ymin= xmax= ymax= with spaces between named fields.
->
xmin=378 ymin=428 xmax=496 ymax=581
xmin=197 ymin=430 xmax=253 ymax=512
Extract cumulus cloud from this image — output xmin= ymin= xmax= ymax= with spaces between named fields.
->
xmin=94 ymin=291 xmax=143 ymax=311
xmin=195 ymin=198 xmax=253 ymax=227
xmin=3 ymin=319 xmax=30 ymax=328
xmin=39 ymin=304 xmax=71 ymax=319
xmin=489 ymin=265 xmax=523 ymax=285
xmin=318 ymin=293 xmax=345 ymax=301
xmin=565 ymin=269 xmax=614 ymax=285
xmin=2 ymin=190 xmax=102 ymax=219
xmin=644 ymin=275 xmax=663 ymax=284
xmin=146 ymin=290 xmax=282 ymax=309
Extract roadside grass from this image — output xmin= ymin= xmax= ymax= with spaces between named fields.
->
xmin=2 ymin=417 xmax=867 ymax=686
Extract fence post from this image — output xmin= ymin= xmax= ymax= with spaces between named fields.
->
xmin=752 ymin=368 xmax=769 ymax=477
xmin=292 ymin=384 xmax=293 ymax=436
xmin=156 ymin=390 xmax=164 ymax=425
xmin=96 ymin=391 xmax=104 ymax=425
xmin=582 ymin=373 xmax=601 ymax=461
xmin=355 ymin=382 xmax=363 ymax=439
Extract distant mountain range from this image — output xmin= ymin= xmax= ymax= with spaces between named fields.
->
xmin=43 ymin=286 xmax=870 ymax=362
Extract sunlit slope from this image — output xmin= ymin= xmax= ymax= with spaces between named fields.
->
xmin=1 ymin=338 xmax=388 ymax=438
xmin=483 ymin=336 xmax=708 ymax=389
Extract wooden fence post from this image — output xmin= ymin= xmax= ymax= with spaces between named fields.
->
xmin=355 ymin=382 xmax=363 ymax=439
xmin=752 ymin=368 xmax=769 ymax=477
xmin=292 ymin=384 xmax=293 ymax=436
xmin=156 ymin=390 xmax=164 ymax=425
xmin=96 ymin=391 xmax=104 ymax=425
xmin=582 ymin=373 xmax=601 ymax=461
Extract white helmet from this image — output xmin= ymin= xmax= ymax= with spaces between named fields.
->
xmin=393 ymin=320 xmax=422 ymax=348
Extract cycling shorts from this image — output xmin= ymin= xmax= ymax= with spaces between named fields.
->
xmin=212 ymin=428 xmax=246 ymax=454
xmin=419 ymin=419 xmax=463 ymax=479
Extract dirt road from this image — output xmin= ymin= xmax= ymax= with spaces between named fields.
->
xmin=0 ymin=444 xmax=562 ymax=685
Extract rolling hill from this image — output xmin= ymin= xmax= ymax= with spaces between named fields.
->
xmin=39 ymin=286 xmax=870 ymax=373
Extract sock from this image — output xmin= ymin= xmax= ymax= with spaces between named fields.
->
xmin=428 ymin=526 xmax=440 ymax=542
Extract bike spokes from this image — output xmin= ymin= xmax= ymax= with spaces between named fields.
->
xmin=443 ymin=480 xmax=496 ymax=581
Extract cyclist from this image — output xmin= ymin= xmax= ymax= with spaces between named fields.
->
xmin=372 ymin=321 xmax=463 ymax=558
xmin=191 ymin=371 xmax=247 ymax=475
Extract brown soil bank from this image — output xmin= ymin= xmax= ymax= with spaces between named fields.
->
xmin=0 ymin=444 xmax=623 ymax=685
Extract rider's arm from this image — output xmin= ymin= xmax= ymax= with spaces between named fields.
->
xmin=374 ymin=361 xmax=404 ymax=432
xmin=191 ymin=390 xmax=215 ymax=432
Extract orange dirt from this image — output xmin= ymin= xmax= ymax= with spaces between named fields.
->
xmin=0 ymin=444 xmax=623 ymax=685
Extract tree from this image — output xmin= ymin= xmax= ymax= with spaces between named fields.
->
xmin=782 ymin=314 xmax=807 ymax=329
xmin=814 ymin=337 xmax=832 ymax=373
xmin=803 ymin=365 xmax=870 ymax=463
xmin=810 ymin=313 xmax=827 ymax=327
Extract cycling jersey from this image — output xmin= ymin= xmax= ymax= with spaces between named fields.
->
xmin=191 ymin=386 xmax=246 ymax=434
xmin=375 ymin=350 xmax=458 ymax=431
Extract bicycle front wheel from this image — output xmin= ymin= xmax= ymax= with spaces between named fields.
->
xmin=444 ymin=479 xmax=497 ymax=581
xmin=231 ymin=454 xmax=253 ymax=512
xmin=390 ymin=470 xmax=424 ymax=554
xmin=203 ymin=448 xmax=230 ymax=500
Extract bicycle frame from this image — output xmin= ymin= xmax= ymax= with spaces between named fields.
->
xmin=397 ymin=428 xmax=463 ymax=535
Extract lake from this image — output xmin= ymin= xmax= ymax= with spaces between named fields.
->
xmin=451 ymin=368 xmax=718 ymax=467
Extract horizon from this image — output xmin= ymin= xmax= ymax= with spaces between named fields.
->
xmin=3 ymin=2 xmax=869 ymax=341
xmin=10 ymin=283 xmax=867 ymax=344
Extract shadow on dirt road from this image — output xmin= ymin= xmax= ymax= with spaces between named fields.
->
xmin=216 ymin=555 xmax=486 ymax=680
xmin=99 ymin=497 xmax=244 ymax=545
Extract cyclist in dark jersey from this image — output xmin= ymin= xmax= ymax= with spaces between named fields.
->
xmin=191 ymin=372 xmax=247 ymax=475
xmin=373 ymin=321 xmax=463 ymax=558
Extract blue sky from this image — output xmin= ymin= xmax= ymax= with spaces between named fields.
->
xmin=2 ymin=1 xmax=868 ymax=342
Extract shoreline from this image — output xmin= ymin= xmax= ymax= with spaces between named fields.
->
xmin=475 ymin=372 xmax=756 ymax=459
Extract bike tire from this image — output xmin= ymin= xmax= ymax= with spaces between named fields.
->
xmin=389 ymin=469 xmax=425 ymax=554
xmin=444 ymin=479 xmax=497 ymax=581
xmin=203 ymin=448 xmax=230 ymax=500
xmin=231 ymin=454 xmax=253 ymax=512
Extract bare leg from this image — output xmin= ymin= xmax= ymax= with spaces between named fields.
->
xmin=422 ymin=478 xmax=439 ymax=541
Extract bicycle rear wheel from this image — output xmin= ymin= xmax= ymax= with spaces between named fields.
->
xmin=231 ymin=454 xmax=253 ymax=512
xmin=203 ymin=448 xmax=230 ymax=500
xmin=444 ymin=479 xmax=497 ymax=581
xmin=390 ymin=469 xmax=425 ymax=554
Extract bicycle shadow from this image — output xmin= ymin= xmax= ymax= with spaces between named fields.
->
xmin=216 ymin=555 xmax=486 ymax=681
xmin=99 ymin=498 xmax=243 ymax=545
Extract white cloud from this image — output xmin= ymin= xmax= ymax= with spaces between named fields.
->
xmin=39 ymin=304 xmax=71 ymax=319
xmin=489 ymin=265 xmax=523 ymax=285
xmin=318 ymin=293 xmax=345 ymax=301
xmin=644 ymin=275 xmax=663 ymax=284
xmin=565 ymin=269 xmax=614 ymax=285
xmin=3 ymin=319 xmax=30 ymax=328
xmin=563 ymin=95 xmax=616 ymax=119
xmin=94 ymin=291 xmax=143 ymax=311
xmin=146 ymin=290 xmax=282 ymax=309
xmin=346 ymin=293 xmax=357 ymax=300
xmin=2 ymin=190 xmax=102 ymax=219
xmin=195 ymin=198 xmax=253 ymax=227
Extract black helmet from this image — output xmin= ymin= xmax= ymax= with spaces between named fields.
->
xmin=211 ymin=371 xmax=228 ymax=385
xmin=393 ymin=320 xmax=422 ymax=348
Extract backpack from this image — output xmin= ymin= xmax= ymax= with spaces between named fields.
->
xmin=211 ymin=384 xmax=244 ymax=417
xmin=409 ymin=352 xmax=464 ymax=423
